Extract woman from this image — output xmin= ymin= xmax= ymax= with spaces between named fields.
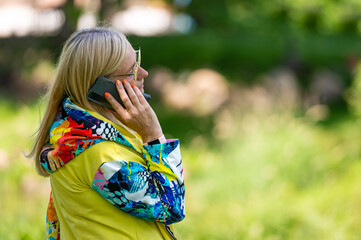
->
xmin=28 ymin=26 xmax=185 ymax=240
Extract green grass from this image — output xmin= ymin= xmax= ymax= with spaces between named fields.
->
xmin=0 ymin=98 xmax=48 ymax=240
xmin=1 ymin=98 xmax=361 ymax=239
xmin=176 ymin=112 xmax=361 ymax=240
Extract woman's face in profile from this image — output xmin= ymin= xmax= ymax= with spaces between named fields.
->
xmin=109 ymin=42 xmax=148 ymax=93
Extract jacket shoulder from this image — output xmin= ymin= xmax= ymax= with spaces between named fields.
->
xmin=69 ymin=141 xmax=145 ymax=186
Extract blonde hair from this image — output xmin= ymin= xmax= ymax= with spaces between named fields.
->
xmin=27 ymin=26 xmax=129 ymax=177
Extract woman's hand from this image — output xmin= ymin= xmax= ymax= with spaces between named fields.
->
xmin=105 ymin=80 xmax=163 ymax=143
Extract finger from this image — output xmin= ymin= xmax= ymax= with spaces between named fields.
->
xmin=122 ymin=80 xmax=142 ymax=107
xmin=105 ymin=92 xmax=126 ymax=116
xmin=108 ymin=108 xmax=123 ymax=122
xmin=133 ymin=85 xmax=149 ymax=106
xmin=116 ymin=80 xmax=133 ymax=109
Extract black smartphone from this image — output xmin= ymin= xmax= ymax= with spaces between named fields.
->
xmin=87 ymin=76 xmax=151 ymax=110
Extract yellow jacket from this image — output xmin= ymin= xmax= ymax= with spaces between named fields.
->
xmin=41 ymin=98 xmax=185 ymax=240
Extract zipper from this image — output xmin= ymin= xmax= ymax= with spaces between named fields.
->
xmin=165 ymin=225 xmax=177 ymax=240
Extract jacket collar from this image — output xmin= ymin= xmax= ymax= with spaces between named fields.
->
xmin=40 ymin=97 xmax=143 ymax=173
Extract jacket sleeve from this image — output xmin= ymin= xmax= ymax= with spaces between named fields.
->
xmin=92 ymin=139 xmax=185 ymax=225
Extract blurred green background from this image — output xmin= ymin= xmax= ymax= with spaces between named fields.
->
xmin=1 ymin=0 xmax=361 ymax=239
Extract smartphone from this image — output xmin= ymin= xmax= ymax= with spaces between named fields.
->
xmin=87 ymin=76 xmax=151 ymax=110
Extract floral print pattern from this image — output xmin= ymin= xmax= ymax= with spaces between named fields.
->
xmin=92 ymin=140 xmax=185 ymax=225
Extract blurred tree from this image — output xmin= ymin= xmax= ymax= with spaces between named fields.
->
xmin=345 ymin=62 xmax=361 ymax=115
xmin=186 ymin=0 xmax=230 ymax=31
xmin=1 ymin=0 xmax=361 ymax=100
xmin=99 ymin=0 xmax=123 ymax=21
xmin=0 ymin=0 xmax=81 ymax=99
xmin=339 ymin=13 xmax=361 ymax=34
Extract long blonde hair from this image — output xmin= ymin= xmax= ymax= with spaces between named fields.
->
xmin=27 ymin=26 xmax=128 ymax=177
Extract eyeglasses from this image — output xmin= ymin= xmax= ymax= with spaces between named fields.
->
xmin=109 ymin=48 xmax=141 ymax=81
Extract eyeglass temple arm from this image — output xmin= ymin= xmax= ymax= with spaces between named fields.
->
xmin=110 ymin=73 xmax=135 ymax=77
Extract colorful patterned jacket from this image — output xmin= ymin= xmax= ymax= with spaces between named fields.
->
xmin=40 ymin=98 xmax=185 ymax=240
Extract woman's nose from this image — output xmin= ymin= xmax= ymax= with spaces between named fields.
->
xmin=138 ymin=67 xmax=148 ymax=80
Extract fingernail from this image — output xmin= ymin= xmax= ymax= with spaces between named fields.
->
xmin=116 ymin=80 xmax=121 ymax=85
xmin=123 ymin=80 xmax=126 ymax=85
xmin=107 ymin=108 xmax=112 ymax=112
xmin=105 ymin=92 xmax=109 ymax=98
xmin=131 ymin=84 xmax=134 ymax=88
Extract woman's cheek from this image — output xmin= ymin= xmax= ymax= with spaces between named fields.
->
xmin=125 ymin=76 xmax=135 ymax=83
